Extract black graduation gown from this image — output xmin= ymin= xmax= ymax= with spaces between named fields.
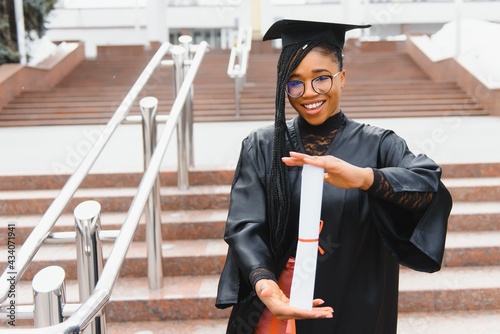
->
xmin=216 ymin=114 xmax=452 ymax=334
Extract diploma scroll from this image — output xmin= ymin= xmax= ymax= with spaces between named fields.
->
xmin=289 ymin=164 xmax=324 ymax=310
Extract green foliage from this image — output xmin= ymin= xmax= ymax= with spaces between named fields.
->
xmin=0 ymin=1 xmax=19 ymax=63
xmin=24 ymin=0 xmax=58 ymax=40
xmin=0 ymin=42 xmax=21 ymax=64
xmin=0 ymin=0 xmax=58 ymax=65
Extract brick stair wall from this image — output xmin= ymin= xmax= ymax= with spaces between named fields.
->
xmin=1 ymin=162 xmax=500 ymax=332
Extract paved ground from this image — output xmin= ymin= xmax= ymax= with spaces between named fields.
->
xmin=1 ymin=115 xmax=500 ymax=176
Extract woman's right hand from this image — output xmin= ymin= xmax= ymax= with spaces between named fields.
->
xmin=282 ymin=151 xmax=374 ymax=190
xmin=255 ymin=279 xmax=334 ymax=320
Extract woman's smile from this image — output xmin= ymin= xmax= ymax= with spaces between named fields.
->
xmin=303 ymin=100 xmax=325 ymax=110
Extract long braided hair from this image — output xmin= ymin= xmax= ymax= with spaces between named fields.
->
xmin=267 ymin=40 xmax=344 ymax=258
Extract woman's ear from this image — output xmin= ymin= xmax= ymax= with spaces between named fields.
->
xmin=340 ymin=70 xmax=346 ymax=89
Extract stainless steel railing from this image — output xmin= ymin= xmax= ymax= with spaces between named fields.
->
xmin=0 ymin=40 xmax=172 ymax=305
xmin=0 ymin=39 xmax=209 ymax=333
xmin=227 ymin=25 xmax=252 ymax=117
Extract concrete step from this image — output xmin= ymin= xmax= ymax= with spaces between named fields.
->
xmin=2 ymin=201 xmax=498 ymax=247
xmin=449 ymin=201 xmax=500 ymax=231
xmin=0 ymin=110 xmax=490 ymax=127
xmin=2 ymin=229 xmax=498 ymax=282
xmin=397 ymin=310 xmax=500 ymax=334
xmin=0 ymin=209 xmax=227 ymax=245
xmin=0 ymin=196 xmax=498 ymax=246
xmin=443 ymin=230 xmax=500 ymax=267
xmin=6 ymin=266 xmax=500 ymax=324
xmin=101 ymin=310 xmax=500 ymax=334
xmin=2 ymin=84 xmax=483 ymax=99
xmin=398 ymin=266 xmax=500 ymax=313
xmin=1 ymin=105 xmax=486 ymax=123
xmin=189 ymin=109 xmax=489 ymax=123
xmin=7 ymin=310 xmax=500 ymax=333
xmin=107 ymin=319 xmax=228 ymax=334
xmin=442 ymin=162 xmax=500 ymax=178
xmin=0 ymin=170 xmax=234 ymax=191
xmin=0 ymin=185 xmax=231 ymax=215
xmin=2 ymin=103 xmax=483 ymax=120
xmin=0 ymin=238 xmax=227 ymax=280
xmin=1 ymin=176 xmax=498 ymax=216
xmin=10 ymin=92 xmax=476 ymax=104
xmin=443 ymin=177 xmax=500 ymax=202
xmin=9 ymin=275 xmax=230 ymax=323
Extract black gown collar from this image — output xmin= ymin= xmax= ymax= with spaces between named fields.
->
xmin=288 ymin=111 xmax=346 ymax=155
xmin=297 ymin=111 xmax=345 ymax=136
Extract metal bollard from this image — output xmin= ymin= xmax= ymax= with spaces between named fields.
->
xmin=32 ymin=266 xmax=66 ymax=328
xmin=140 ymin=96 xmax=164 ymax=290
xmin=74 ymin=200 xmax=106 ymax=334
xmin=170 ymin=45 xmax=189 ymax=190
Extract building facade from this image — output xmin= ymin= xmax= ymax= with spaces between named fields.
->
xmin=45 ymin=0 xmax=500 ymax=57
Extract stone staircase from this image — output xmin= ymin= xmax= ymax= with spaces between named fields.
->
xmin=0 ymin=42 xmax=488 ymax=127
xmin=1 ymin=41 xmax=499 ymax=333
xmin=0 ymin=170 xmax=232 ymax=332
xmin=1 ymin=161 xmax=500 ymax=333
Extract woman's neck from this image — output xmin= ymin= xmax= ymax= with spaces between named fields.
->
xmin=297 ymin=111 xmax=344 ymax=156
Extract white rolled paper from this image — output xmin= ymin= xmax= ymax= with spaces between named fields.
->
xmin=289 ymin=164 xmax=324 ymax=310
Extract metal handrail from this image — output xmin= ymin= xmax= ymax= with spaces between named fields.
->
xmin=0 ymin=41 xmax=173 ymax=305
xmin=227 ymin=25 xmax=252 ymax=117
xmin=227 ymin=25 xmax=252 ymax=79
xmin=0 ymin=40 xmax=209 ymax=334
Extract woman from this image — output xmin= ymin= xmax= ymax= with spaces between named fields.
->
xmin=216 ymin=19 xmax=452 ymax=334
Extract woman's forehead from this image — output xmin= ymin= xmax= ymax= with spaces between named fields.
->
xmin=293 ymin=50 xmax=339 ymax=73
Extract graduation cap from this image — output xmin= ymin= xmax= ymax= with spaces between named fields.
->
xmin=263 ymin=19 xmax=371 ymax=50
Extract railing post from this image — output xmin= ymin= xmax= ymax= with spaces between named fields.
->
xmin=229 ymin=26 xmax=252 ymax=118
xmin=74 ymin=200 xmax=106 ymax=334
xmin=178 ymin=35 xmax=195 ymax=168
xmin=170 ymin=45 xmax=189 ymax=190
xmin=234 ymin=63 xmax=242 ymax=117
xmin=32 ymin=266 xmax=66 ymax=328
xmin=140 ymin=96 xmax=164 ymax=290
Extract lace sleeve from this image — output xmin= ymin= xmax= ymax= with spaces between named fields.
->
xmin=249 ymin=267 xmax=277 ymax=290
xmin=366 ymin=169 xmax=435 ymax=212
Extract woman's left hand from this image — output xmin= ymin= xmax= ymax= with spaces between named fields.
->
xmin=282 ymin=151 xmax=374 ymax=190
xmin=255 ymin=279 xmax=334 ymax=320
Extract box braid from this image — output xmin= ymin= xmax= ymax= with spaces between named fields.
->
xmin=267 ymin=40 xmax=343 ymax=258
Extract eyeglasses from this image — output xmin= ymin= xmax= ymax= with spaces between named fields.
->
xmin=286 ymin=71 xmax=342 ymax=98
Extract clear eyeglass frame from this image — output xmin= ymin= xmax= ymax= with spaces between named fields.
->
xmin=286 ymin=71 xmax=342 ymax=98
